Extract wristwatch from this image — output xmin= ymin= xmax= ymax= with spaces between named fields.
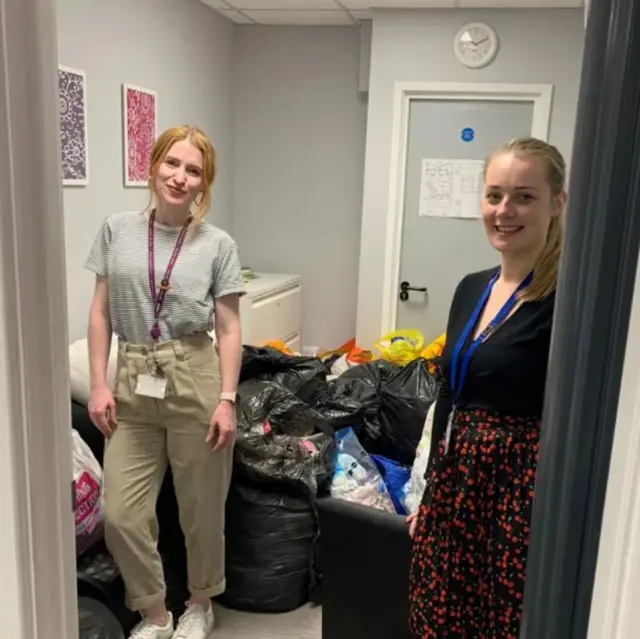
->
xmin=220 ymin=391 xmax=237 ymax=405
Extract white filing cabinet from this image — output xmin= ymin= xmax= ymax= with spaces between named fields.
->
xmin=239 ymin=273 xmax=302 ymax=352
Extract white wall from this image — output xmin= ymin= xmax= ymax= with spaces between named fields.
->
xmin=356 ymin=8 xmax=585 ymax=347
xmin=231 ymin=26 xmax=367 ymax=350
xmin=588 ymin=256 xmax=640 ymax=638
xmin=56 ymin=0 xmax=235 ymax=341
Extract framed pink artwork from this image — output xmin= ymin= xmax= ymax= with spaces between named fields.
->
xmin=122 ymin=83 xmax=157 ymax=187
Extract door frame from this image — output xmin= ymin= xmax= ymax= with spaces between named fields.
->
xmin=0 ymin=0 xmax=78 ymax=637
xmin=380 ymin=81 xmax=554 ymax=336
xmin=521 ymin=0 xmax=640 ymax=633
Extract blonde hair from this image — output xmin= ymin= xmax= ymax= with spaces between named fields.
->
xmin=484 ymin=137 xmax=566 ymax=302
xmin=148 ymin=125 xmax=217 ymax=225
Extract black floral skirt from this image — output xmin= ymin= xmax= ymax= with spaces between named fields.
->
xmin=409 ymin=408 xmax=540 ymax=639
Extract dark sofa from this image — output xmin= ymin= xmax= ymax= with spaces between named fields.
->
xmin=318 ymin=494 xmax=413 ymax=639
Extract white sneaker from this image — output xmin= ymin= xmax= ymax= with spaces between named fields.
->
xmin=173 ymin=602 xmax=215 ymax=639
xmin=129 ymin=613 xmax=174 ymax=639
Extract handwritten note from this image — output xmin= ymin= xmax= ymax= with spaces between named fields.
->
xmin=419 ymin=158 xmax=484 ymax=219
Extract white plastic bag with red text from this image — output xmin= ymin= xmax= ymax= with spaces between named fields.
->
xmin=72 ymin=429 xmax=104 ymax=555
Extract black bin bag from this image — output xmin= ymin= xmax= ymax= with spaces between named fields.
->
xmin=378 ymin=358 xmax=439 ymax=465
xmin=319 ymin=359 xmax=393 ymax=431
xmin=222 ymin=481 xmax=317 ymax=613
xmin=78 ymin=597 xmax=125 ymax=639
xmin=240 ymin=345 xmax=328 ymax=404
xmin=319 ymin=358 xmax=438 ymax=465
xmin=233 ymin=379 xmax=335 ymax=495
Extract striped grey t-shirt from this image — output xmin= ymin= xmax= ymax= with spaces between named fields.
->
xmin=85 ymin=210 xmax=245 ymax=345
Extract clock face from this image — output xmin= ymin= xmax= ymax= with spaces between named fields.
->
xmin=454 ymin=22 xmax=498 ymax=69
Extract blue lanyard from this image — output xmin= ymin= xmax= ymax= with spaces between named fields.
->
xmin=449 ymin=270 xmax=533 ymax=404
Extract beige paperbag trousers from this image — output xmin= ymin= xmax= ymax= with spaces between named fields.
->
xmin=103 ymin=333 xmax=232 ymax=611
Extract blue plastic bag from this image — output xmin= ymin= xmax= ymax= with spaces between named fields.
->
xmin=371 ymin=454 xmax=411 ymax=515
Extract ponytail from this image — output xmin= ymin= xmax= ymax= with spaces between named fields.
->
xmin=521 ymin=215 xmax=562 ymax=302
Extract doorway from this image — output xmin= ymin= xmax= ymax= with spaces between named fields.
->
xmin=4 ymin=1 xmax=640 ymax=638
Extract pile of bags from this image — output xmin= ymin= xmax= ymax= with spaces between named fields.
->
xmin=222 ymin=348 xmax=334 ymax=613
xmin=224 ymin=340 xmax=441 ymax=612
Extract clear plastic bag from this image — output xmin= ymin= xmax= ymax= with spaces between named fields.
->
xmin=330 ymin=427 xmax=396 ymax=514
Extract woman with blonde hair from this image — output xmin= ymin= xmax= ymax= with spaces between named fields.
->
xmin=407 ymin=137 xmax=566 ymax=638
xmin=86 ymin=125 xmax=244 ymax=639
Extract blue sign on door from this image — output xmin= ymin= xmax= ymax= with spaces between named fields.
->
xmin=461 ymin=127 xmax=475 ymax=142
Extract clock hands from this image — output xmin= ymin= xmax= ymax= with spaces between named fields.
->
xmin=468 ymin=36 xmax=489 ymax=47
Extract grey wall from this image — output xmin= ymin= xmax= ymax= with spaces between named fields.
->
xmin=356 ymin=9 xmax=585 ymax=347
xmin=56 ymin=4 xmax=585 ymax=351
xmin=57 ymin=0 xmax=234 ymax=341
xmin=231 ymin=26 xmax=367 ymax=350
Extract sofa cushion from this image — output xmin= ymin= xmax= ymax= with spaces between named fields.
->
xmin=318 ymin=496 xmax=412 ymax=639
xmin=69 ymin=336 xmax=118 ymax=405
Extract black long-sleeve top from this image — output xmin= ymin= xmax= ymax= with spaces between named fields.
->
xmin=430 ymin=267 xmax=556 ymax=465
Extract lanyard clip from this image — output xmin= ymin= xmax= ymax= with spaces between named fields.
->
xmin=150 ymin=347 xmax=164 ymax=378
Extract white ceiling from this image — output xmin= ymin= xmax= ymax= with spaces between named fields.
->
xmin=200 ymin=0 xmax=583 ymax=25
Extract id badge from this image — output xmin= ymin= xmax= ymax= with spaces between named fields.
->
xmin=135 ymin=374 xmax=167 ymax=399
xmin=444 ymin=411 xmax=454 ymax=455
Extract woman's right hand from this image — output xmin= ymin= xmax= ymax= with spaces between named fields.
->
xmin=406 ymin=512 xmax=419 ymax=539
xmin=88 ymin=385 xmax=117 ymax=438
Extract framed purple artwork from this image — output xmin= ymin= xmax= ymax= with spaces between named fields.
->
xmin=122 ymin=84 xmax=157 ymax=187
xmin=58 ymin=65 xmax=89 ymax=186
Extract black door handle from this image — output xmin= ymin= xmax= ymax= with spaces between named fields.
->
xmin=399 ymin=281 xmax=427 ymax=302
xmin=400 ymin=281 xmax=427 ymax=293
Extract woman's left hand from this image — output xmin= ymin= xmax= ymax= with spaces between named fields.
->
xmin=206 ymin=400 xmax=236 ymax=453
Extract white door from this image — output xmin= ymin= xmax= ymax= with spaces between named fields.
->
xmin=395 ymin=99 xmax=535 ymax=343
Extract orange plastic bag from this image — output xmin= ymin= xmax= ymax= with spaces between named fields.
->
xmin=421 ymin=333 xmax=446 ymax=374
xmin=264 ymin=340 xmax=295 ymax=356
xmin=421 ymin=333 xmax=446 ymax=360
xmin=320 ymin=338 xmax=373 ymax=365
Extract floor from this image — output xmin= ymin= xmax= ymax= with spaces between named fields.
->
xmin=210 ymin=602 xmax=321 ymax=638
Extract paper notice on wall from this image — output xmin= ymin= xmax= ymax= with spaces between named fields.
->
xmin=418 ymin=158 xmax=485 ymax=219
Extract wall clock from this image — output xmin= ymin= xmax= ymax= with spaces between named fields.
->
xmin=453 ymin=22 xmax=499 ymax=69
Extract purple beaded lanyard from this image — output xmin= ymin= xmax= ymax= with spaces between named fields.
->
xmin=148 ymin=210 xmax=190 ymax=341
